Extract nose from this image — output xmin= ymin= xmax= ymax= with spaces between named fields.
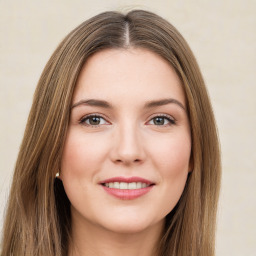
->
xmin=110 ymin=123 xmax=146 ymax=165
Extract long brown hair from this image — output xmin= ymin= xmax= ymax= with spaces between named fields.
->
xmin=1 ymin=10 xmax=221 ymax=256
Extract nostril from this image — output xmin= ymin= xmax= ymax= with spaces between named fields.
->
xmin=114 ymin=158 xmax=142 ymax=164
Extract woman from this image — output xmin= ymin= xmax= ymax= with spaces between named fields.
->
xmin=1 ymin=10 xmax=221 ymax=256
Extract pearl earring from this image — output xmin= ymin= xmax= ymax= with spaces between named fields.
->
xmin=55 ymin=172 xmax=60 ymax=178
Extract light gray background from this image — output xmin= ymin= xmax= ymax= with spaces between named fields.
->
xmin=0 ymin=0 xmax=255 ymax=255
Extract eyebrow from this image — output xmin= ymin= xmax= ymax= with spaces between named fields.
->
xmin=71 ymin=98 xmax=185 ymax=110
xmin=71 ymin=99 xmax=113 ymax=109
xmin=144 ymin=98 xmax=186 ymax=110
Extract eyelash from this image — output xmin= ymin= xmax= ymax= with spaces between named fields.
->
xmin=79 ymin=114 xmax=176 ymax=127
xmin=79 ymin=114 xmax=110 ymax=127
xmin=147 ymin=114 xmax=176 ymax=126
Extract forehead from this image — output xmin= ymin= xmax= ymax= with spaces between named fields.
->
xmin=73 ymin=48 xmax=186 ymax=107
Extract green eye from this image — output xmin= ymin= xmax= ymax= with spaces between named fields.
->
xmin=87 ymin=116 xmax=101 ymax=125
xmin=153 ymin=117 xmax=165 ymax=125
xmin=148 ymin=115 xmax=175 ymax=126
xmin=80 ymin=115 xmax=108 ymax=126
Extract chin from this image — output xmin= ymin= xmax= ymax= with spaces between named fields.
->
xmin=99 ymin=216 xmax=164 ymax=235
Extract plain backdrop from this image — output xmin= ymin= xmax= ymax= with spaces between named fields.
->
xmin=0 ymin=0 xmax=255 ymax=255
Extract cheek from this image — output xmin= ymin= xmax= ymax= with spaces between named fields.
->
xmin=60 ymin=130 xmax=106 ymax=207
xmin=150 ymin=132 xmax=191 ymax=174
xmin=61 ymin=130 xmax=108 ymax=178
xmin=150 ymin=132 xmax=191 ymax=203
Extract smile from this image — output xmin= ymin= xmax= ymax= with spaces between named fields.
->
xmin=103 ymin=182 xmax=149 ymax=189
xmin=99 ymin=176 xmax=155 ymax=200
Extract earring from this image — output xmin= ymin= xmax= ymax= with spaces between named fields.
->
xmin=55 ymin=172 xmax=60 ymax=178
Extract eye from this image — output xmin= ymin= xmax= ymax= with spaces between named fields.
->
xmin=80 ymin=115 xmax=109 ymax=127
xmin=147 ymin=115 xmax=175 ymax=126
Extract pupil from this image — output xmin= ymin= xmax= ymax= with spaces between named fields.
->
xmin=90 ymin=117 xmax=100 ymax=125
xmin=154 ymin=117 xmax=164 ymax=125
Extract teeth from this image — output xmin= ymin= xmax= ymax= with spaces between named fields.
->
xmin=136 ymin=182 xmax=142 ymax=189
xmin=113 ymin=182 xmax=119 ymax=189
xmin=128 ymin=182 xmax=136 ymax=189
xmin=104 ymin=182 xmax=150 ymax=189
xmin=120 ymin=182 xmax=128 ymax=189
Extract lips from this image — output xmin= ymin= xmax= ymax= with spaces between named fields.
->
xmin=99 ymin=176 xmax=155 ymax=200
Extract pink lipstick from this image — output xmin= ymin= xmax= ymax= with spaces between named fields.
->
xmin=99 ymin=176 xmax=155 ymax=200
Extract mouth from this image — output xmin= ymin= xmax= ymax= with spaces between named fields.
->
xmin=102 ymin=181 xmax=151 ymax=189
xmin=99 ymin=176 xmax=155 ymax=200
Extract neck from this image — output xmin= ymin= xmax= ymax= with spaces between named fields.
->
xmin=68 ymin=215 xmax=164 ymax=256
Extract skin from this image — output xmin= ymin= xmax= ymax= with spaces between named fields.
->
xmin=60 ymin=48 xmax=191 ymax=256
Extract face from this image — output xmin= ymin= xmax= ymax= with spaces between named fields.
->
xmin=60 ymin=48 xmax=191 ymax=234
